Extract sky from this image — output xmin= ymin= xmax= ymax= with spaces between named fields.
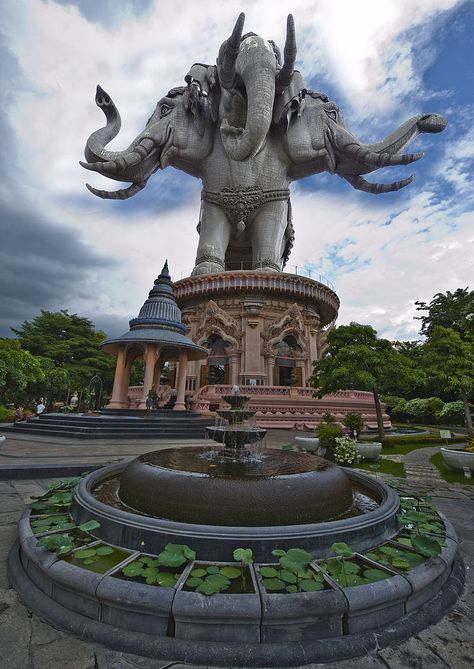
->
xmin=0 ymin=0 xmax=473 ymax=342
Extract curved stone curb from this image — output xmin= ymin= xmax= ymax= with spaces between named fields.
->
xmin=72 ymin=464 xmax=400 ymax=560
xmin=8 ymin=540 xmax=465 ymax=667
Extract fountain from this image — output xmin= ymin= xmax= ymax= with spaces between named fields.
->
xmin=116 ymin=388 xmax=356 ymax=527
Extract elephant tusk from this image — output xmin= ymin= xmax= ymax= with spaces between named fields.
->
xmin=343 ymin=143 xmax=424 ymax=167
xmin=80 ymin=138 xmax=157 ymax=176
xmin=276 ymin=14 xmax=297 ymax=91
xmin=343 ymin=174 xmax=415 ymax=194
xmin=85 ymin=181 xmax=147 ymax=200
xmin=218 ymin=12 xmax=245 ymax=89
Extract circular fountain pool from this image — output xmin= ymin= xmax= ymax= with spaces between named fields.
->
xmin=117 ymin=447 xmax=354 ymax=525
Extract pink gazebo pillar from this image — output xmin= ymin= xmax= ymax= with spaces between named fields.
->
xmin=108 ymin=348 xmax=130 ymax=408
xmin=139 ymin=344 xmax=160 ymax=409
xmin=174 ymin=350 xmax=188 ymax=411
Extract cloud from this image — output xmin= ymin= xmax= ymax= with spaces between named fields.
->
xmin=0 ymin=0 xmax=471 ymax=343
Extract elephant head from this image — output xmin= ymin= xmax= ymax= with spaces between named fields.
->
xmin=80 ymin=77 xmax=216 ymax=199
xmin=279 ymin=89 xmax=447 ymax=193
xmin=217 ymin=13 xmax=297 ymax=161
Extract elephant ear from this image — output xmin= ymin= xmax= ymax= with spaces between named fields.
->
xmin=184 ymin=64 xmax=220 ymax=131
xmin=273 ymin=71 xmax=306 ymax=126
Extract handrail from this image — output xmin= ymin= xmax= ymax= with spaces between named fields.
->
xmin=173 ymin=263 xmax=335 ymax=291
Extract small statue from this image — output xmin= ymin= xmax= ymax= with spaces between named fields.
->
xmin=145 ymin=388 xmax=159 ymax=411
xmin=231 ymin=384 xmax=240 ymax=396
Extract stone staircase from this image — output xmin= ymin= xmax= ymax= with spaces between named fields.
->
xmin=4 ymin=411 xmax=210 ymax=440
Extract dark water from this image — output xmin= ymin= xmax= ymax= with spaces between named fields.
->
xmin=138 ymin=447 xmax=331 ymax=478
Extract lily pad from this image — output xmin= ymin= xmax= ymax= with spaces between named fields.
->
xmin=157 ymin=543 xmax=196 ymax=567
xmin=186 ymin=577 xmax=204 ymax=588
xmin=233 ymin=548 xmax=253 ymax=564
xmin=79 ymin=520 xmax=101 ymax=532
xmin=363 ymin=568 xmax=388 ymax=582
xmin=190 ymin=568 xmax=207 ymax=578
xmin=262 ymin=578 xmax=285 ymax=591
xmin=74 ymin=548 xmax=97 ymax=559
xmin=411 ymin=535 xmax=442 ymax=558
xmin=259 ymin=566 xmax=278 ymax=578
xmin=122 ymin=562 xmax=145 ymax=577
xmin=206 ymin=565 xmax=220 ymax=574
xmin=331 ymin=542 xmax=352 ymax=558
xmin=95 ymin=546 xmax=114 ymax=556
xmin=300 ymin=579 xmax=324 ymax=592
xmin=280 ymin=569 xmax=297 ymax=584
xmin=156 ymin=572 xmax=178 ymax=587
xmin=391 ymin=558 xmax=411 ymax=570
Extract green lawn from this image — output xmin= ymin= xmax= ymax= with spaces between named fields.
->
xmin=430 ymin=452 xmax=474 ymax=486
xmin=355 ymin=459 xmax=406 ymax=477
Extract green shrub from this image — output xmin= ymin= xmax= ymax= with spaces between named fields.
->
xmin=316 ymin=422 xmax=343 ymax=460
xmin=436 ymin=401 xmax=466 ymax=425
xmin=0 ymin=405 xmax=15 ymax=423
xmin=382 ymin=396 xmax=406 ymax=416
xmin=343 ymin=413 xmax=364 ymax=439
xmin=404 ymin=397 xmax=444 ymax=424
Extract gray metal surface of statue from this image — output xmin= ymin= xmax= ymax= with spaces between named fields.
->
xmin=80 ymin=13 xmax=447 ymax=276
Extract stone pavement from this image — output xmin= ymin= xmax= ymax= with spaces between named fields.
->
xmin=0 ymin=430 xmax=473 ymax=668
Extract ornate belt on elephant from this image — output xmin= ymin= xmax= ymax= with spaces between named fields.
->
xmin=201 ymin=186 xmax=290 ymax=234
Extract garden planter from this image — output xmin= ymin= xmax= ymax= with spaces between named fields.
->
xmin=255 ymin=564 xmax=347 ymax=642
xmin=98 ymin=553 xmax=193 ymax=634
xmin=440 ymin=447 xmax=474 ymax=473
xmin=294 ymin=436 xmax=320 ymax=453
xmin=20 ymin=535 xmax=59 ymax=597
xmin=354 ymin=442 xmax=382 ymax=461
xmin=403 ymin=536 xmax=458 ymax=612
xmin=321 ymin=555 xmax=411 ymax=633
xmin=172 ymin=561 xmax=261 ymax=642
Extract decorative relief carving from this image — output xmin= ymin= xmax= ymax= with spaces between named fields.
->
xmin=196 ymin=300 xmax=241 ymax=352
xmin=261 ymin=303 xmax=307 ymax=356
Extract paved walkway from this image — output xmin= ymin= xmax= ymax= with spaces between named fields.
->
xmin=0 ymin=430 xmax=473 ymax=668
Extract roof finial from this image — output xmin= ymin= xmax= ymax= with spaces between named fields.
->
xmin=159 ymin=259 xmax=170 ymax=280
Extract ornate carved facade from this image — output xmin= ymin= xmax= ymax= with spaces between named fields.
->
xmin=173 ymin=270 xmax=338 ymax=393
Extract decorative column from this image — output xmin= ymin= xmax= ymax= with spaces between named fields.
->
xmin=228 ymin=352 xmax=241 ymax=386
xmin=266 ymin=356 xmax=276 ymax=386
xmin=241 ymin=300 xmax=265 ymax=384
xmin=139 ymin=344 xmax=160 ymax=409
xmin=174 ymin=350 xmax=188 ymax=411
xmin=107 ymin=348 xmax=129 ymax=408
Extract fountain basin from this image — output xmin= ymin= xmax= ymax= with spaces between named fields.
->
xmin=71 ymin=461 xmax=400 ymax=561
xmin=118 ymin=448 xmax=353 ymax=525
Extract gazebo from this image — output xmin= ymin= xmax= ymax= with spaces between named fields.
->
xmin=101 ymin=262 xmax=208 ymax=411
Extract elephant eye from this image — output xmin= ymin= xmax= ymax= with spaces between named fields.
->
xmin=160 ymin=104 xmax=172 ymax=118
xmin=325 ymin=109 xmax=338 ymax=121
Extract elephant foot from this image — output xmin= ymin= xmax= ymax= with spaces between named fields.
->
xmin=254 ymin=258 xmax=281 ymax=273
xmin=191 ymin=260 xmax=225 ymax=276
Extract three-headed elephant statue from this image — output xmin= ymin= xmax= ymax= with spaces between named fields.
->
xmin=81 ymin=13 xmax=447 ymax=276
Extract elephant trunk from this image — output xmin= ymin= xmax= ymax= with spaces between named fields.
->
xmin=80 ymin=86 xmax=167 ymax=199
xmin=220 ymin=35 xmax=277 ymax=161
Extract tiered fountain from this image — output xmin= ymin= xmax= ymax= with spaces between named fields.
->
xmin=206 ymin=390 xmax=266 ymax=456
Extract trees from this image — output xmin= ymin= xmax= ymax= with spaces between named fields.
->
xmin=0 ymin=339 xmax=45 ymax=405
xmin=12 ymin=310 xmax=116 ymax=392
xmin=415 ymin=288 xmax=474 ymax=341
xmin=309 ymin=323 xmax=421 ymax=440
xmin=421 ymin=326 xmax=474 ymax=433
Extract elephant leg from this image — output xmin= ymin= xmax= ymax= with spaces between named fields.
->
xmin=250 ymin=201 xmax=287 ymax=271
xmin=192 ymin=202 xmax=232 ymax=276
